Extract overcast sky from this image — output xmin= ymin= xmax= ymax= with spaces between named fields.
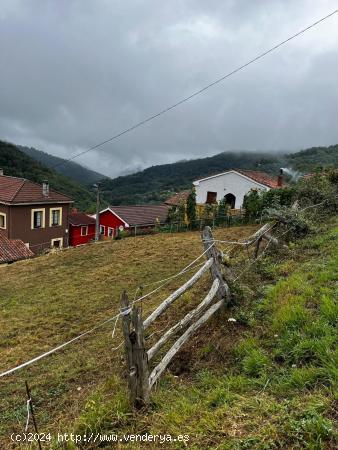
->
xmin=1 ymin=0 xmax=338 ymax=177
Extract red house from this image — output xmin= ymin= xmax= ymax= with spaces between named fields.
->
xmin=69 ymin=211 xmax=96 ymax=246
xmin=99 ymin=205 xmax=170 ymax=237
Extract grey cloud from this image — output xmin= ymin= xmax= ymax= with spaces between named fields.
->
xmin=1 ymin=0 xmax=338 ymax=177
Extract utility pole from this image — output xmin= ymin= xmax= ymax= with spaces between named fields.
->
xmin=94 ymin=182 xmax=101 ymax=241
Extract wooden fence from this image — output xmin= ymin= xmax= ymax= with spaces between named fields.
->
xmin=120 ymin=223 xmax=279 ymax=407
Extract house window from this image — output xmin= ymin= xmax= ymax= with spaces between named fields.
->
xmin=206 ymin=191 xmax=217 ymax=204
xmin=100 ymin=225 xmax=105 ymax=235
xmin=108 ymin=227 xmax=114 ymax=237
xmin=51 ymin=238 xmax=63 ymax=249
xmin=31 ymin=209 xmax=45 ymax=229
xmin=0 ymin=213 xmax=6 ymax=229
xmin=81 ymin=226 xmax=88 ymax=236
xmin=50 ymin=207 xmax=62 ymax=226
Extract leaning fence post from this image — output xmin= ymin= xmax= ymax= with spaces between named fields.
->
xmin=202 ymin=226 xmax=230 ymax=301
xmin=121 ymin=291 xmax=149 ymax=408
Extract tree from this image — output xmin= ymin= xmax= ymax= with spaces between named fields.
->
xmin=243 ymin=189 xmax=262 ymax=220
xmin=216 ymin=198 xmax=228 ymax=225
xmin=186 ymin=188 xmax=197 ymax=228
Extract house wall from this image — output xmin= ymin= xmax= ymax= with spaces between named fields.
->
xmin=69 ymin=223 xmax=96 ymax=246
xmin=99 ymin=210 xmax=126 ymax=238
xmin=0 ymin=204 xmax=10 ymax=238
xmin=3 ymin=203 xmax=71 ymax=253
xmin=193 ymin=172 xmax=270 ymax=208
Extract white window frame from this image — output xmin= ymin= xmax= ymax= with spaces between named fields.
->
xmin=108 ymin=227 xmax=114 ymax=237
xmin=31 ymin=208 xmax=45 ymax=229
xmin=100 ymin=225 xmax=105 ymax=235
xmin=49 ymin=207 xmax=62 ymax=227
xmin=81 ymin=226 xmax=88 ymax=236
xmin=0 ymin=212 xmax=6 ymax=229
xmin=51 ymin=237 xmax=63 ymax=248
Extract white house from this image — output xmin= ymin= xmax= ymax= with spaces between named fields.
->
xmin=193 ymin=169 xmax=283 ymax=209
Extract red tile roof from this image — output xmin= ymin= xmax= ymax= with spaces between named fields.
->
xmin=69 ymin=212 xmax=96 ymax=226
xmin=108 ymin=204 xmax=170 ymax=226
xmin=0 ymin=175 xmax=73 ymax=204
xmin=165 ymin=190 xmax=190 ymax=206
xmin=0 ymin=230 xmax=34 ymax=263
xmin=235 ymin=170 xmax=281 ymax=188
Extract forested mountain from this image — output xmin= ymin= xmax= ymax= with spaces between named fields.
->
xmin=0 ymin=140 xmax=98 ymax=211
xmin=286 ymin=145 xmax=338 ymax=172
xmin=2 ymin=139 xmax=337 ymax=208
xmin=101 ymin=145 xmax=338 ymax=205
xmin=20 ymin=146 xmax=107 ymax=185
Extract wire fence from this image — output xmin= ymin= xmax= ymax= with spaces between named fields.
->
xmin=0 ymin=219 xmax=295 ymax=442
xmin=0 ymin=242 xmax=215 ymax=379
xmin=122 ymin=213 xmax=252 ymax=239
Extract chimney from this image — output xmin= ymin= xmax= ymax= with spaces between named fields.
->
xmin=42 ymin=180 xmax=49 ymax=197
xmin=277 ymin=169 xmax=283 ymax=187
xmin=0 ymin=168 xmax=3 ymax=176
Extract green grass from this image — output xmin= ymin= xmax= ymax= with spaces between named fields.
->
xmin=69 ymin=221 xmax=337 ymax=449
xmin=1 ymin=220 xmax=337 ymax=449
xmin=0 ymin=224 xmax=259 ymax=447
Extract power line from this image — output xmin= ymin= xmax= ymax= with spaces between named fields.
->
xmin=51 ymin=8 xmax=338 ymax=171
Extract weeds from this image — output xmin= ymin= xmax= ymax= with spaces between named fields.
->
xmin=1 ymin=216 xmax=337 ymax=448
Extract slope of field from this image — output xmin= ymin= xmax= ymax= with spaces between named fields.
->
xmin=0 ymin=224 xmax=258 ymax=447
xmin=74 ymin=221 xmax=337 ymax=450
xmin=0 ymin=220 xmax=336 ymax=449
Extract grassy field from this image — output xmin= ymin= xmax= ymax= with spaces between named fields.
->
xmin=0 ymin=224 xmax=259 ymax=448
xmin=70 ymin=220 xmax=337 ymax=450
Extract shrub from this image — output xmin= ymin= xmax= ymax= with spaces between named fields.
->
xmin=115 ymin=228 xmax=127 ymax=240
xmin=264 ymin=206 xmax=311 ymax=237
xmin=242 ymin=189 xmax=262 ymax=220
xmin=243 ymin=171 xmax=338 ymax=228
xmin=216 ymin=198 xmax=229 ymax=226
xmin=243 ymin=186 xmax=296 ymax=220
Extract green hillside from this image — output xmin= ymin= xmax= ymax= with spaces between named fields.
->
xmin=2 ymin=139 xmax=337 ymax=208
xmin=286 ymin=145 xmax=338 ymax=172
xmin=0 ymin=181 xmax=336 ymax=448
xmin=19 ymin=145 xmax=108 ymax=185
xmin=101 ymin=145 xmax=338 ymax=205
xmin=0 ymin=140 xmax=97 ymax=211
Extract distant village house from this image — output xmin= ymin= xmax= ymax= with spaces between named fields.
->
xmin=69 ymin=210 xmax=96 ymax=246
xmin=193 ymin=169 xmax=283 ymax=209
xmin=0 ymin=170 xmax=73 ymax=254
xmin=98 ymin=204 xmax=170 ymax=237
xmin=164 ymin=191 xmax=190 ymax=207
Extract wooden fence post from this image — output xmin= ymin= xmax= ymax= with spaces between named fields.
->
xmin=202 ymin=226 xmax=230 ymax=301
xmin=121 ymin=291 xmax=150 ymax=408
